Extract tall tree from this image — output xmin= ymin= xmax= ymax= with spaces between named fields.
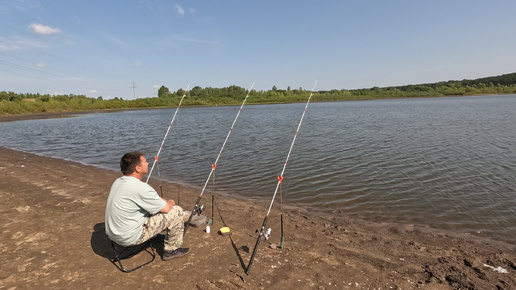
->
xmin=158 ymin=86 xmax=170 ymax=98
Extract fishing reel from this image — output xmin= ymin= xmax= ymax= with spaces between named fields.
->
xmin=256 ymin=228 xmax=272 ymax=241
xmin=193 ymin=204 xmax=206 ymax=216
xmin=255 ymin=227 xmax=272 ymax=240
xmin=265 ymin=228 xmax=272 ymax=241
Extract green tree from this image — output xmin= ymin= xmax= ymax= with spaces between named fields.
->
xmin=158 ymin=86 xmax=170 ymax=98
xmin=176 ymin=88 xmax=185 ymax=96
xmin=189 ymin=86 xmax=203 ymax=97
xmin=38 ymin=95 xmax=50 ymax=102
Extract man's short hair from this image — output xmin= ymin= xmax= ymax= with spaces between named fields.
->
xmin=120 ymin=151 xmax=145 ymax=175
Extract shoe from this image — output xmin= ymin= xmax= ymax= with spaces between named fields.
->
xmin=162 ymin=248 xmax=190 ymax=260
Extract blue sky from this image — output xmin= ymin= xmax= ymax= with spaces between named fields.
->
xmin=1 ymin=0 xmax=515 ymax=99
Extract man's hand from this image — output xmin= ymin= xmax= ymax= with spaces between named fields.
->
xmin=159 ymin=199 xmax=175 ymax=213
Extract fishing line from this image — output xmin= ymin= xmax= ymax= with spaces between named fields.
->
xmin=281 ymin=151 xmax=298 ymax=208
xmin=145 ymin=84 xmax=190 ymax=184
xmin=156 ymin=159 xmax=163 ymax=198
xmin=279 ymin=153 xmax=298 ymax=249
xmin=246 ymin=79 xmax=318 ymax=275
xmin=184 ymin=82 xmax=255 ymax=236
xmin=208 ymin=165 xmax=215 ymax=227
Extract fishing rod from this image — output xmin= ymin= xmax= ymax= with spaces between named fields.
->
xmin=246 ymin=79 xmax=318 ymax=275
xmin=184 ymin=82 xmax=255 ymax=236
xmin=146 ymin=84 xmax=190 ymax=184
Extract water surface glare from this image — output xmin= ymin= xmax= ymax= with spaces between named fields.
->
xmin=1 ymin=95 xmax=515 ymax=245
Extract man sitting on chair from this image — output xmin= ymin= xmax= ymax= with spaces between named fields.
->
xmin=105 ymin=151 xmax=190 ymax=260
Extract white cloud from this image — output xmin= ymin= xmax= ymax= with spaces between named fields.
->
xmin=36 ymin=63 xmax=46 ymax=68
xmin=153 ymin=84 xmax=160 ymax=89
xmin=28 ymin=23 xmax=61 ymax=35
xmin=0 ymin=35 xmax=48 ymax=50
xmin=134 ymin=61 xmax=142 ymax=67
xmin=175 ymin=5 xmax=185 ymax=15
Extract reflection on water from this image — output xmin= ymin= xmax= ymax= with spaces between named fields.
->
xmin=1 ymin=94 xmax=515 ymax=244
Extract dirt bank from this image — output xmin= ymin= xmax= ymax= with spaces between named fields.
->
xmin=0 ymin=110 xmax=122 ymax=122
xmin=1 ymin=146 xmax=515 ymax=289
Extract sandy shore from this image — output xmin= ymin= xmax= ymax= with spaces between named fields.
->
xmin=1 ymin=144 xmax=515 ymax=289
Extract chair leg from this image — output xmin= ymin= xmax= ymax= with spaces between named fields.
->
xmin=110 ymin=240 xmax=156 ymax=273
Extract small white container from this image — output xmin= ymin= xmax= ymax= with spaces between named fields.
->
xmin=206 ymin=225 xmax=210 ymax=234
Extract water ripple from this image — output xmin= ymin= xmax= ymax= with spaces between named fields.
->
xmin=1 ymin=95 xmax=515 ymax=244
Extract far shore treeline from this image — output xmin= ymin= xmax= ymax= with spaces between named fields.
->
xmin=2 ymin=72 xmax=516 ymax=115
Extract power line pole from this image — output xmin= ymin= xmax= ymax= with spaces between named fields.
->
xmin=132 ymin=81 xmax=137 ymax=99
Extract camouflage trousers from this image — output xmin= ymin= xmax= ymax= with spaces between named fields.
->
xmin=133 ymin=205 xmax=184 ymax=252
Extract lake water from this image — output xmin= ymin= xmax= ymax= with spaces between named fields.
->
xmin=1 ymin=94 xmax=515 ymax=245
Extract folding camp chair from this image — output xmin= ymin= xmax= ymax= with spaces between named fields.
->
xmin=109 ymin=239 xmax=156 ymax=273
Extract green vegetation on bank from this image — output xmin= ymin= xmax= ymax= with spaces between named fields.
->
xmin=2 ymin=72 xmax=516 ymax=115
